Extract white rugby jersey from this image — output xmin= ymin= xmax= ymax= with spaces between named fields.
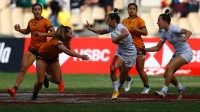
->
xmin=160 ymin=25 xmax=192 ymax=53
xmin=107 ymin=23 xmax=137 ymax=58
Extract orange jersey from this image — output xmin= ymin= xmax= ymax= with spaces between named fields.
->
xmin=122 ymin=17 xmax=146 ymax=48
xmin=39 ymin=38 xmax=62 ymax=60
xmin=28 ymin=17 xmax=52 ymax=50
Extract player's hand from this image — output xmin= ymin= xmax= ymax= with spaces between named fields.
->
xmin=111 ymin=38 xmax=118 ymax=44
xmin=138 ymin=46 xmax=145 ymax=52
xmin=80 ymin=54 xmax=90 ymax=61
xmin=34 ymin=31 xmax=41 ymax=36
xmin=131 ymin=26 xmax=137 ymax=31
xmin=178 ymin=37 xmax=187 ymax=42
xmin=14 ymin=24 xmax=21 ymax=32
xmin=86 ymin=20 xmax=91 ymax=30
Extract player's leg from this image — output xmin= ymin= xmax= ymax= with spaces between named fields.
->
xmin=8 ymin=51 xmax=36 ymax=97
xmin=47 ymin=61 xmax=64 ymax=93
xmin=32 ymin=59 xmax=47 ymax=100
xmin=155 ymin=55 xmax=187 ymax=99
xmin=119 ymin=65 xmax=132 ymax=91
xmin=110 ymin=55 xmax=123 ymax=99
xmin=136 ymin=54 xmax=150 ymax=93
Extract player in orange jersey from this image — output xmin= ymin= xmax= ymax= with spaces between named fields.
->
xmin=122 ymin=3 xmax=150 ymax=93
xmin=7 ymin=3 xmax=64 ymax=97
xmin=32 ymin=25 xmax=89 ymax=100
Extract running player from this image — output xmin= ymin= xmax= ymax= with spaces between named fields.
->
xmin=86 ymin=8 xmax=137 ymax=99
xmin=32 ymin=25 xmax=89 ymax=100
xmin=122 ymin=3 xmax=150 ymax=93
xmin=7 ymin=3 xmax=64 ymax=97
xmin=139 ymin=9 xmax=193 ymax=100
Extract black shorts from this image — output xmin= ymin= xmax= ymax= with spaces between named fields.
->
xmin=29 ymin=50 xmax=38 ymax=56
xmin=36 ymin=54 xmax=59 ymax=64
xmin=137 ymin=50 xmax=146 ymax=55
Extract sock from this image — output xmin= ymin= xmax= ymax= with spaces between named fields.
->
xmin=176 ymin=83 xmax=183 ymax=91
xmin=14 ymin=86 xmax=18 ymax=91
xmin=112 ymin=81 xmax=119 ymax=91
xmin=45 ymin=75 xmax=49 ymax=81
xmin=161 ymin=85 xmax=168 ymax=94
xmin=144 ymin=85 xmax=149 ymax=88
xmin=126 ymin=76 xmax=131 ymax=82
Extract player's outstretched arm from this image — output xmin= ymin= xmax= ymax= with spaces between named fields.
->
xmin=86 ymin=20 xmax=109 ymax=35
xmin=57 ymin=44 xmax=89 ymax=60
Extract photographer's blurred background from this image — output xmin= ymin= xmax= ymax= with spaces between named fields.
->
xmin=0 ymin=0 xmax=199 ymax=38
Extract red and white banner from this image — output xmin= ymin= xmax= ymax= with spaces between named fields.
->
xmin=26 ymin=37 xmax=200 ymax=76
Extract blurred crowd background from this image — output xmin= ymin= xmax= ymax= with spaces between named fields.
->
xmin=0 ymin=0 xmax=200 ymax=38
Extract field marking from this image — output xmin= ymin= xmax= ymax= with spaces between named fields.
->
xmin=0 ymin=92 xmax=200 ymax=105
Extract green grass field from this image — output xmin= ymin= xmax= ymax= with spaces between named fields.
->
xmin=0 ymin=72 xmax=200 ymax=112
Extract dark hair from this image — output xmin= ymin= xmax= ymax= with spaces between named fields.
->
xmin=159 ymin=9 xmax=171 ymax=24
xmin=128 ymin=3 xmax=138 ymax=10
xmin=32 ymin=3 xmax=43 ymax=10
xmin=108 ymin=8 xmax=120 ymax=23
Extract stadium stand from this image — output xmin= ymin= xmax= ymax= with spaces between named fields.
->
xmin=12 ymin=8 xmax=24 ymax=34
xmin=1 ymin=8 xmax=12 ymax=35
xmin=70 ymin=13 xmax=84 ymax=31
xmin=140 ymin=12 xmax=158 ymax=35
xmin=0 ymin=0 xmax=200 ymax=37
xmin=187 ymin=12 xmax=200 ymax=35
xmin=114 ymin=0 xmax=125 ymax=11
xmin=92 ymin=6 xmax=105 ymax=21
xmin=80 ymin=7 xmax=94 ymax=26
xmin=178 ymin=17 xmax=193 ymax=32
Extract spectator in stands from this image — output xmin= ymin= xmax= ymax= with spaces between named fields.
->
xmin=10 ymin=0 xmax=17 ymax=9
xmin=37 ymin=0 xmax=46 ymax=6
xmin=122 ymin=3 xmax=150 ymax=94
xmin=86 ymin=8 xmax=137 ymax=99
xmin=41 ymin=4 xmax=49 ymax=19
xmin=17 ymin=0 xmax=33 ymax=8
xmin=80 ymin=0 xmax=99 ymax=11
xmin=7 ymin=3 xmax=64 ymax=98
xmin=169 ymin=0 xmax=188 ymax=17
xmin=32 ymin=25 xmax=89 ymax=100
xmin=48 ymin=0 xmax=61 ymax=26
xmin=59 ymin=0 xmax=71 ymax=11
xmin=57 ymin=0 xmax=72 ymax=27
xmin=70 ymin=0 xmax=82 ymax=14
xmin=185 ymin=0 xmax=199 ymax=15
xmin=139 ymin=9 xmax=193 ymax=100
xmin=98 ymin=0 xmax=114 ymax=16
xmin=10 ymin=0 xmax=32 ymax=9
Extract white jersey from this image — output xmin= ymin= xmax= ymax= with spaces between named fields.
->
xmin=107 ymin=23 xmax=137 ymax=58
xmin=107 ymin=23 xmax=137 ymax=67
xmin=161 ymin=25 xmax=193 ymax=63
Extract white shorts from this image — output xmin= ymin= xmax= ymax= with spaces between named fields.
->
xmin=115 ymin=51 xmax=137 ymax=67
xmin=172 ymin=51 xmax=193 ymax=63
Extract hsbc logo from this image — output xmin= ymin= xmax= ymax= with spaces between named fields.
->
xmin=73 ymin=49 xmax=110 ymax=62
xmin=58 ymin=48 xmax=110 ymax=65
xmin=144 ymin=42 xmax=191 ymax=75
xmin=144 ymin=42 xmax=172 ymax=75
xmin=0 ymin=42 xmax=11 ymax=63
xmin=145 ymin=43 xmax=173 ymax=68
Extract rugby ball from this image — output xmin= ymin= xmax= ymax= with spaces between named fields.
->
xmin=111 ymin=30 xmax=125 ymax=44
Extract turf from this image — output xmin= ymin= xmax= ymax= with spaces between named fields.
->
xmin=0 ymin=73 xmax=200 ymax=112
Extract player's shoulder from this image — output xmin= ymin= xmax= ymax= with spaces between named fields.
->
xmin=122 ymin=17 xmax=129 ymax=22
xmin=169 ymin=24 xmax=181 ymax=32
xmin=29 ymin=18 xmax=35 ymax=22
xmin=136 ymin=16 xmax=145 ymax=22
xmin=40 ymin=17 xmax=50 ymax=22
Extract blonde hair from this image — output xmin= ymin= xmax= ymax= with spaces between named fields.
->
xmin=54 ymin=25 xmax=72 ymax=49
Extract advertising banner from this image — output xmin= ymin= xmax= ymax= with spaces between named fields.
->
xmin=0 ymin=38 xmax=24 ymax=72
xmin=24 ymin=37 xmax=200 ymax=76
